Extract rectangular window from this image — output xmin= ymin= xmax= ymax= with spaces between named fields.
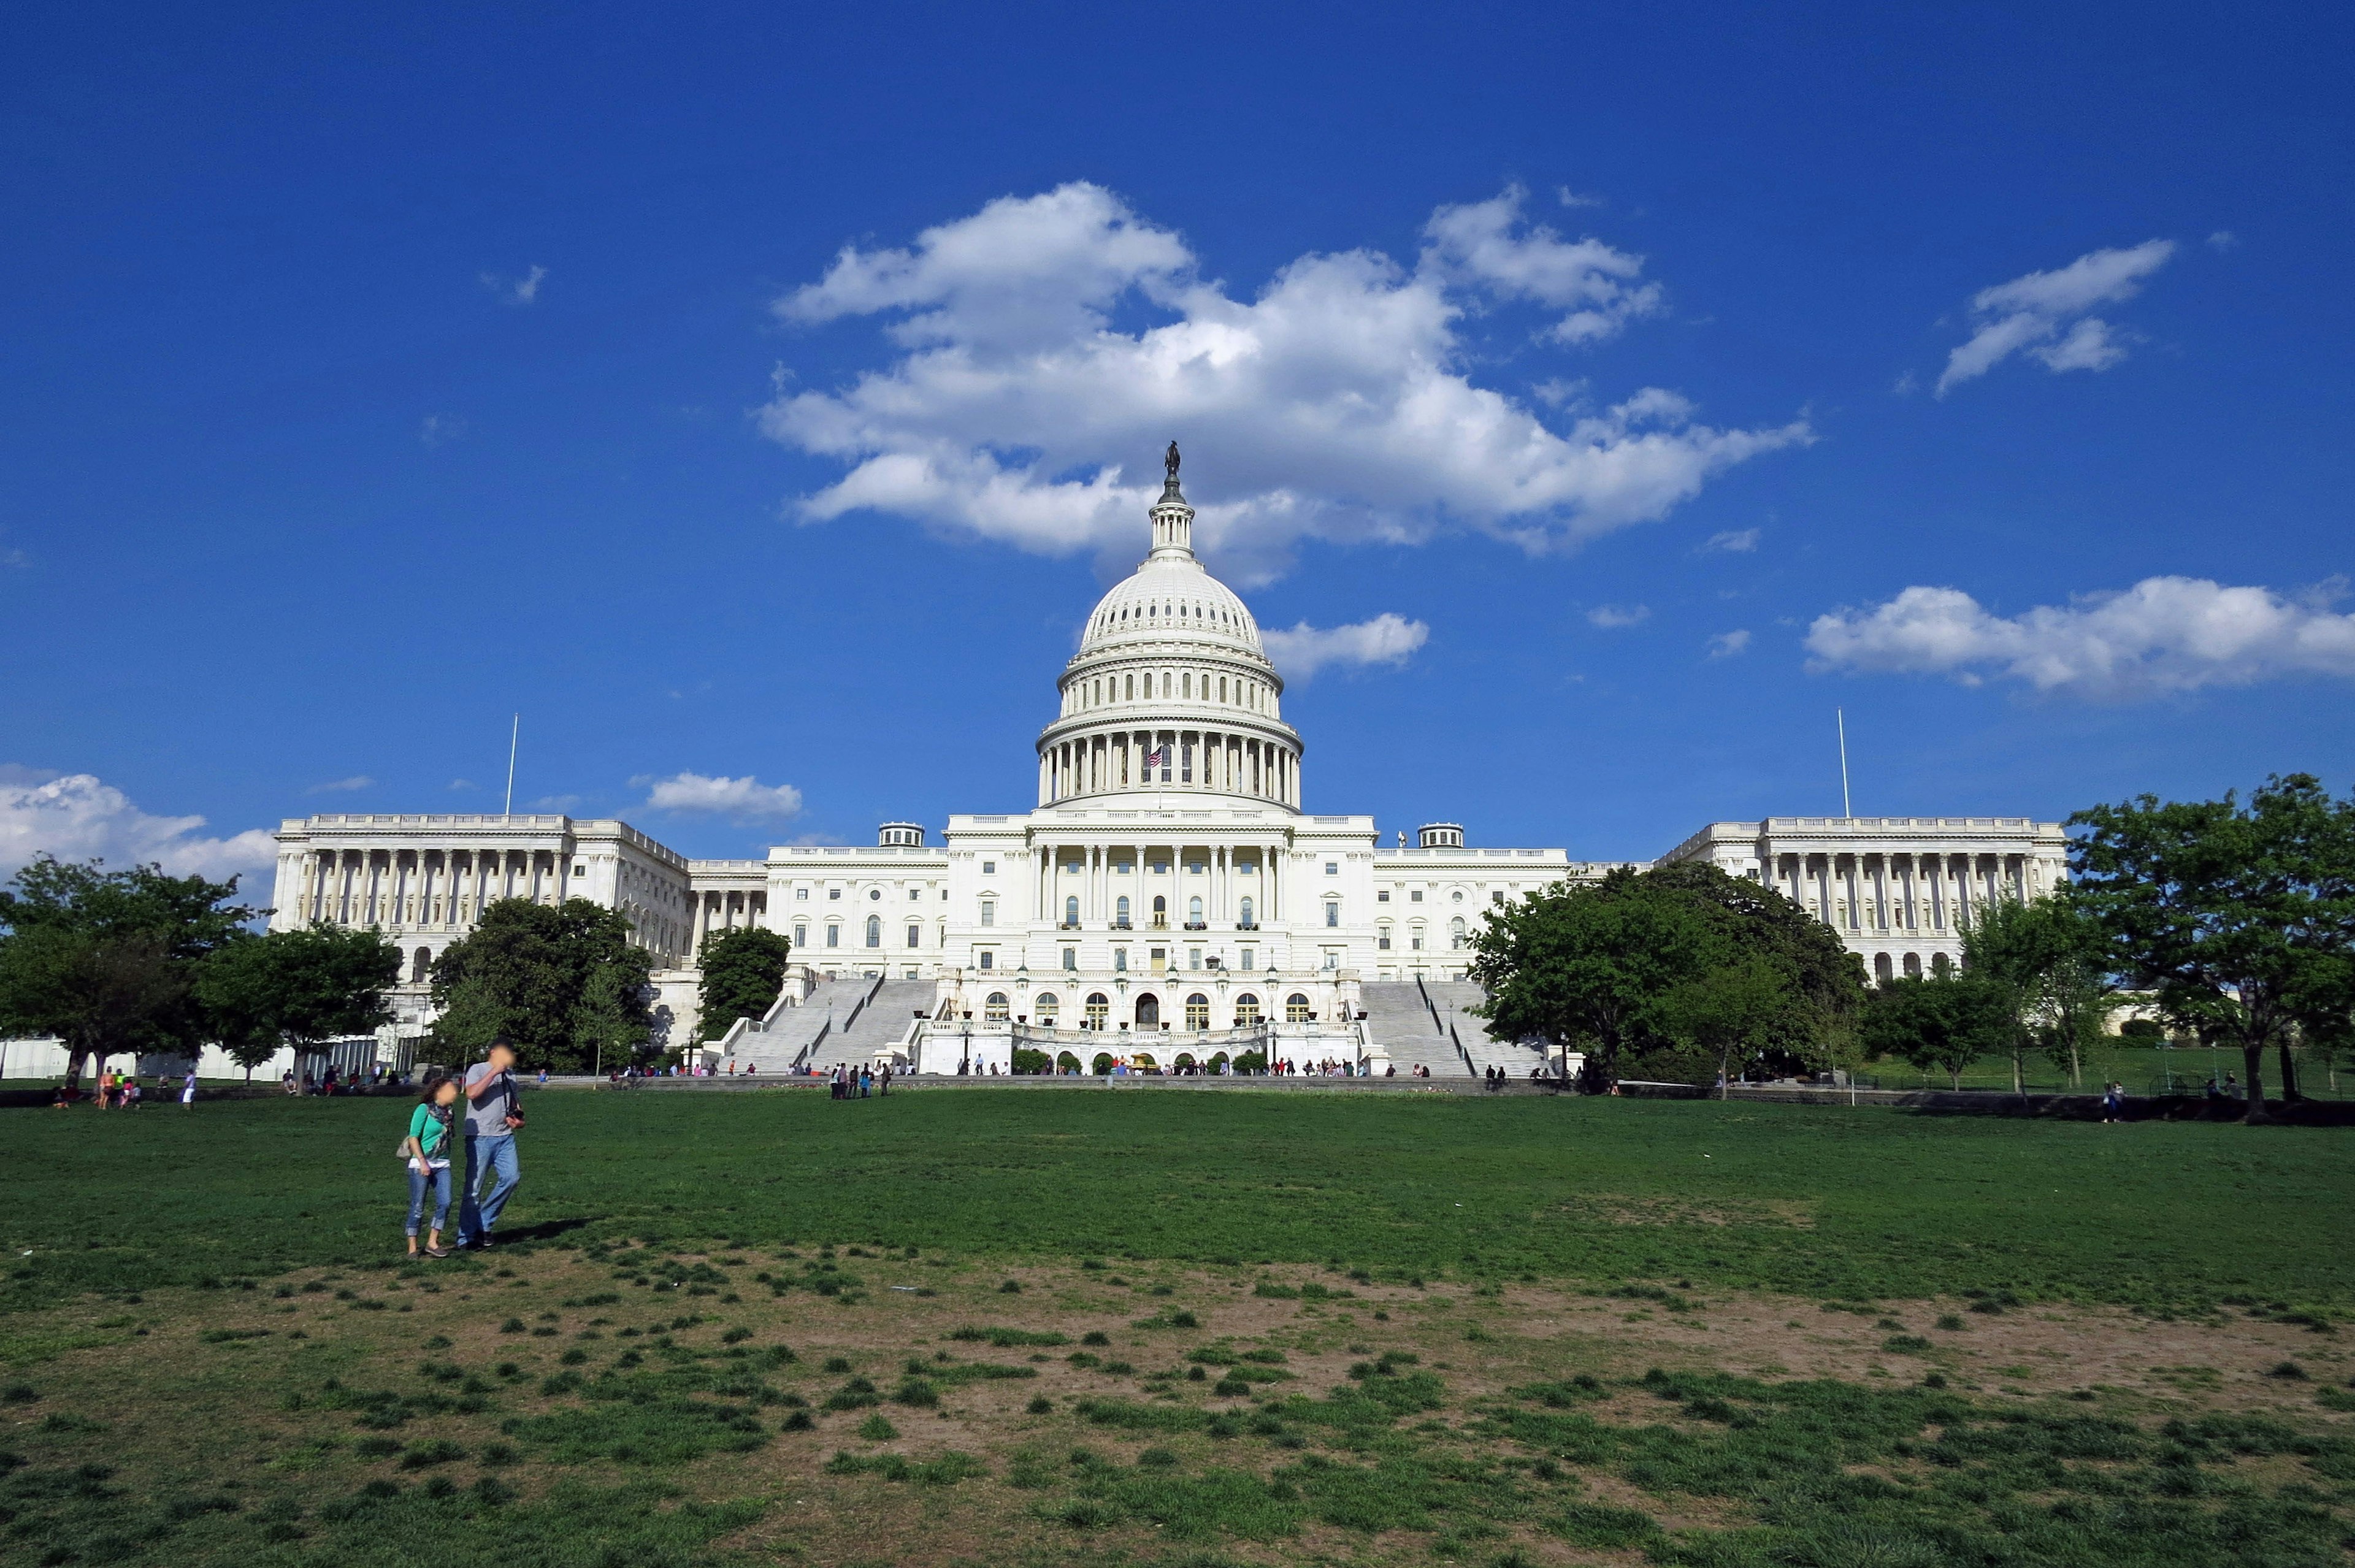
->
xmin=979 ymin=950 xmax=994 ymax=969
xmin=982 ymin=860 xmax=995 ymax=874
xmin=1150 ymin=947 xmax=1166 ymax=973
xmin=826 ymin=926 xmax=840 ymax=947
xmin=1239 ymin=947 xmax=1254 ymax=970
xmin=1411 ymin=890 xmax=1424 ymax=902
xmin=794 ymin=924 xmax=808 ymax=947
xmin=1181 ymin=742 xmax=1192 ymax=783
xmin=1063 ymin=948 xmax=1077 ymax=971
xmin=572 ymin=864 xmax=586 ymax=878
xmin=1322 ymin=950 xmax=1339 ymax=971
xmin=829 ymin=887 xmax=841 ymax=900
xmin=1189 ymin=949 xmax=1201 ymax=969
xmin=1238 ymin=861 xmax=1255 ymax=874
xmin=1125 ymin=674 xmax=1133 ymax=699
xmin=1377 ymin=889 xmax=1390 ymax=902
xmin=1325 ymin=903 xmax=1339 ymax=928
xmin=1114 ymin=947 xmax=1128 ymax=972
xmin=1377 ymin=935 xmax=1392 ymax=950
xmin=1114 ymin=858 xmax=1133 ymax=873
xmin=906 ymin=924 xmax=921 ymax=947
xmin=1325 ymin=862 xmax=1338 ymax=875
xmin=1411 ymin=935 xmax=1424 ymax=950
xmin=979 ymin=900 xmax=995 ymax=927
xmin=1149 ymin=859 xmax=1169 ymax=874
xmin=796 ymin=887 xmax=808 ymax=900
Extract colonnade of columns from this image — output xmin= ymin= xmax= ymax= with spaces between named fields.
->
xmin=295 ymin=846 xmax=559 ymax=931
xmin=1032 ymin=844 xmax=1281 ymax=933
xmin=688 ymin=889 xmax=768 ymax=954
xmin=1772 ymin=851 xmax=2040 ymax=933
xmin=1040 ymin=728 xmax=1296 ymax=806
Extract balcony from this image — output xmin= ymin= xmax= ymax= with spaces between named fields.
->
xmin=1059 ymin=922 xmax=1081 ymax=930
xmin=1112 ymin=919 xmax=1132 ymax=930
xmin=1236 ymin=921 xmax=1258 ymax=931
xmin=1184 ymin=921 xmax=1207 ymax=931
xmin=1151 ymin=917 xmax=1169 ymax=930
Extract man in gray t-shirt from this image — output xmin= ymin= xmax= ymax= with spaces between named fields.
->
xmin=456 ymin=1040 xmax=525 ymax=1247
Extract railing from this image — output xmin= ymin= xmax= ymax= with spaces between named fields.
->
xmin=1236 ymin=922 xmax=1258 ymax=931
xmin=1184 ymin=921 xmax=1207 ymax=930
xmin=791 ymin=1017 xmax=830 ymax=1071
xmin=841 ymin=973 xmax=884 ymax=1033
xmin=1151 ymin=918 xmax=1169 ymax=929
xmin=1113 ymin=920 xmax=1132 ymax=929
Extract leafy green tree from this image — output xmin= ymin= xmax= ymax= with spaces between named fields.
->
xmin=194 ymin=923 xmax=401 ymax=1081
xmin=696 ymin=925 xmax=792 ymax=1042
xmin=1469 ymin=863 xmax=1864 ymax=1091
xmin=1653 ymin=955 xmax=1797 ymax=1097
xmin=1959 ymin=893 xmax=2115 ymax=1091
xmin=1861 ymin=973 xmax=2013 ymax=1090
xmin=0 ymin=857 xmax=256 ymax=1089
xmin=429 ymin=897 xmax=656 ymax=1072
xmin=2071 ymin=773 xmax=2355 ymax=1121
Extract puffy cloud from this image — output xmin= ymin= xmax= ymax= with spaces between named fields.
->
xmin=1804 ymin=576 xmax=2355 ymax=698
xmin=633 ymin=771 xmax=805 ymax=822
xmin=764 ymin=183 xmax=1806 ymax=584
xmin=1936 ymin=240 xmax=2175 ymax=396
xmin=1260 ymin=614 xmax=1430 ymax=680
xmin=0 ymin=769 xmax=277 ymax=882
xmin=305 ymin=776 xmax=373 ymax=794
xmin=1419 ymin=185 xmax=1663 ymax=344
xmin=2206 ymin=230 xmax=2239 ymax=253
xmin=1703 ymin=528 xmax=1759 ymax=553
xmin=1585 ymin=604 xmax=1649 ymax=629
xmin=1706 ymin=629 xmax=1752 ymax=658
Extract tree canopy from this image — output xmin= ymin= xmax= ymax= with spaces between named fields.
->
xmin=429 ymin=897 xmax=656 ymax=1072
xmin=2070 ymin=772 xmax=2355 ymax=1119
xmin=696 ymin=925 xmax=792 ymax=1042
xmin=0 ymin=856 xmax=257 ymax=1086
xmin=1468 ymin=862 xmax=1866 ymax=1090
xmin=1859 ymin=971 xmax=2015 ymax=1090
xmin=195 ymin=922 xmax=401 ymax=1080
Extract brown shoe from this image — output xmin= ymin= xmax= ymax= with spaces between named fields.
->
xmin=424 ymin=1245 xmax=451 ymax=1258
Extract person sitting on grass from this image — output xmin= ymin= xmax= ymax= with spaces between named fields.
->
xmin=404 ymin=1072 xmax=461 ymax=1258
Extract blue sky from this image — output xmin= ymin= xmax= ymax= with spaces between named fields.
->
xmin=3 ymin=2 xmax=2350 ymax=884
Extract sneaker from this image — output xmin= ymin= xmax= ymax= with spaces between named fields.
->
xmin=424 ymin=1245 xmax=450 ymax=1259
xmin=473 ymin=1234 xmax=496 ymax=1249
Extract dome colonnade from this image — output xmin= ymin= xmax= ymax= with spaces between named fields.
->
xmin=1034 ymin=471 xmax=1301 ymax=808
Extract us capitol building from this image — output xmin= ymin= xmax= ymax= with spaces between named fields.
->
xmin=269 ymin=455 xmax=2068 ymax=1076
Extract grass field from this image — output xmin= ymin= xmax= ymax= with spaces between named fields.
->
xmin=2 ymin=1089 xmax=2352 ymax=1567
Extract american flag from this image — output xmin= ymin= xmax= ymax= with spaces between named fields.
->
xmin=1144 ymin=744 xmax=1167 ymax=768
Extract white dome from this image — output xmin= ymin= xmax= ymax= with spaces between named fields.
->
xmin=1078 ymin=556 xmax=1266 ymax=663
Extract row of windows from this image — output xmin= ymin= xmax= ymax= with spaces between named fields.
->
xmin=1090 ymin=598 xmax=1249 ymax=640
xmin=1376 ymin=916 xmax=1469 ymax=951
xmin=794 ymin=917 xmax=932 ymax=949
xmin=1066 ymin=667 xmax=1268 ymax=715
xmin=983 ymin=990 xmax=1315 ymax=1026
xmin=792 ymin=885 xmax=942 ymax=902
xmin=1375 ymin=887 xmax=1505 ymax=904
xmin=1058 ymin=856 xmax=1258 ymax=874
xmin=974 ymin=945 xmax=1263 ymax=973
xmin=1057 ymin=894 xmax=1257 ymax=927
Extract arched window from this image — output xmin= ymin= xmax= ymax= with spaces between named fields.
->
xmin=1187 ymin=895 xmax=1203 ymax=927
xmin=1903 ymin=952 xmax=1922 ymax=977
xmin=1085 ymin=992 xmax=1109 ymax=1029
xmin=1116 ymin=895 xmax=1130 ymax=927
xmin=1036 ymin=993 xmax=1059 ymax=1025
xmin=1185 ymin=993 xmax=1210 ymax=1030
xmin=985 ymin=992 xmax=1010 ymax=1020
xmin=1136 ymin=993 xmax=1160 ymax=1028
xmin=865 ymin=915 xmax=881 ymax=947
xmin=1125 ymin=674 xmax=1133 ymax=699
xmin=1233 ymin=993 xmax=1262 ymax=1025
xmin=1285 ymin=992 xmax=1312 ymax=1023
xmin=1932 ymin=952 xmax=1953 ymax=977
xmin=1874 ymin=953 xmax=1894 ymax=984
xmin=1152 ymin=895 xmax=1167 ymax=927
xmin=411 ymin=946 xmax=431 ymax=983
xmin=1065 ymin=895 xmax=1079 ymax=927
xmin=1449 ymin=916 xmax=1466 ymax=950
xmin=1238 ymin=895 xmax=1254 ymax=928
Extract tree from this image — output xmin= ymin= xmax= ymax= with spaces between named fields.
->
xmin=1469 ymin=863 xmax=1865 ymax=1091
xmin=696 ymin=926 xmax=792 ymax=1042
xmin=1959 ymin=893 xmax=2115 ymax=1092
xmin=0 ymin=856 xmax=256 ymax=1089
xmin=429 ymin=897 xmax=656 ymax=1072
xmin=1861 ymin=973 xmax=2013 ymax=1090
xmin=2070 ymin=774 xmax=2355 ymax=1122
xmin=195 ymin=923 xmax=401 ymax=1081
xmin=1653 ymin=955 xmax=1796 ymax=1097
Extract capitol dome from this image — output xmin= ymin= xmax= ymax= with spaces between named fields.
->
xmin=1035 ymin=452 xmax=1303 ymax=809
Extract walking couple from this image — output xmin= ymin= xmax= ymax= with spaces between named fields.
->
xmin=403 ymin=1039 xmax=527 ymax=1258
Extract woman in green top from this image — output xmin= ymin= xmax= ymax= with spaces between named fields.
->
xmin=403 ymin=1073 xmax=462 ymax=1258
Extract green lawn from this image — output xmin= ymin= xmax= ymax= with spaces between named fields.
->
xmin=6 ymin=1088 xmax=2351 ymax=1317
xmin=1858 ymin=1040 xmax=2351 ymax=1097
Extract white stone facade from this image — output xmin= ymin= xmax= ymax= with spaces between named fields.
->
xmin=262 ymin=459 xmax=2066 ymax=1054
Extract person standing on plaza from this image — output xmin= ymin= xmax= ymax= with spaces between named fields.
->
xmin=403 ymin=1073 xmax=461 ymax=1257
xmin=457 ymin=1039 xmax=526 ymax=1249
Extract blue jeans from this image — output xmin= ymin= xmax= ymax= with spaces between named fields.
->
xmin=407 ymin=1163 xmax=452 ymax=1236
xmin=458 ymin=1134 xmax=521 ymax=1242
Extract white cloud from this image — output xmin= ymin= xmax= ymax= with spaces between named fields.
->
xmin=1706 ymin=629 xmax=1751 ymax=658
xmin=305 ymin=776 xmax=373 ymax=794
xmin=1586 ymin=603 xmax=1649 ymax=629
xmin=1935 ymin=240 xmax=2176 ymax=396
xmin=480 ymin=264 xmax=547 ymax=305
xmin=2207 ymin=230 xmax=2239 ymax=252
xmin=1259 ymin=613 xmax=1430 ymax=680
xmin=764 ymin=182 xmax=1806 ymax=584
xmin=530 ymin=794 xmax=583 ymax=811
xmin=0 ymin=770 xmax=277 ymax=882
xmin=632 ymin=771 xmax=805 ymax=822
xmin=1703 ymin=528 xmax=1759 ymax=553
xmin=419 ymin=413 xmax=466 ymax=448
xmin=448 ymin=778 xmax=476 ymax=791
xmin=1420 ymin=185 xmax=1663 ymax=344
xmin=1804 ymin=576 xmax=2355 ymax=698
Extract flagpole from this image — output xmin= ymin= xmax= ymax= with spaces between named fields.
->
xmin=1836 ymin=708 xmax=1851 ymax=820
xmin=504 ymin=713 xmax=519 ymax=816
